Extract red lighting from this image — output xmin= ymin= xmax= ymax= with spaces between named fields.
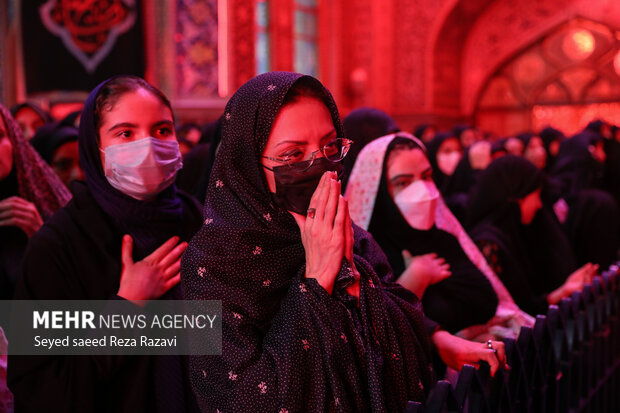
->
xmin=562 ymin=29 xmax=595 ymax=60
xmin=532 ymin=102 xmax=620 ymax=135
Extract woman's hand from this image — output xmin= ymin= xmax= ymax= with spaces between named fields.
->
xmin=432 ymin=330 xmax=508 ymax=377
xmin=547 ymin=262 xmax=598 ymax=304
xmin=343 ymin=197 xmax=360 ymax=300
xmin=293 ymin=171 xmax=346 ymax=295
xmin=117 ymin=235 xmax=187 ymax=303
xmin=397 ymin=251 xmax=451 ymax=298
xmin=0 ymin=196 xmax=44 ymax=237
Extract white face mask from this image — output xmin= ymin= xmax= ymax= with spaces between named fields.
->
xmin=102 ymin=137 xmax=183 ymax=201
xmin=436 ymin=151 xmax=461 ymax=176
xmin=394 ymin=180 xmax=440 ymax=230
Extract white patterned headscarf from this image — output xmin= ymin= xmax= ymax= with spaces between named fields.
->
xmin=346 ymin=132 xmax=534 ymax=340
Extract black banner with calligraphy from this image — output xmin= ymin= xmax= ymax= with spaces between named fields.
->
xmin=22 ymin=0 xmax=145 ymax=93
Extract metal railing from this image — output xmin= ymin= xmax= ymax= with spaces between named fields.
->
xmin=406 ymin=263 xmax=620 ymax=413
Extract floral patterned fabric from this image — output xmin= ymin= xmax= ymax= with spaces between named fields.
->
xmin=181 ymin=72 xmax=435 ymax=412
xmin=0 ymin=104 xmax=71 ymax=220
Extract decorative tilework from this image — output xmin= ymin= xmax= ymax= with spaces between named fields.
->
xmin=175 ymin=0 xmax=219 ymax=97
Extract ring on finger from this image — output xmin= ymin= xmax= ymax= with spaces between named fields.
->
xmin=486 ymin=339 xmax=498 ymax=355
xmin=307 ymin=208 xmax=316 ymax=219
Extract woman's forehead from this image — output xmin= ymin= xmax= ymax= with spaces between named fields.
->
xmin=387 ymin=147 xmax=429 ymax=175
xmin=266 ymin=97 xmax=334 ymax=144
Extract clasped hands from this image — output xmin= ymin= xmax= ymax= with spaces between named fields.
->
xmin=292 ymin=171 xmax=360 ymax=299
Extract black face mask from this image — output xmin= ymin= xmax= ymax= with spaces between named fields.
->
xmin=265 ymin=157 xmax=343 ymax=215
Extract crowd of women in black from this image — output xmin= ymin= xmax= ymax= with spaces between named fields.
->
xmin=0 ymin=72 xmax=618 ymax=412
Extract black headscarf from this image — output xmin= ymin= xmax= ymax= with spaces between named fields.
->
xmin=424 ymin=132 xmax=460 ymax=191
xmin=435 ymin=145 xmax=481 ymax=223
xmin=516 ymin=132 xmax=535 ymax=147
xmin=181 ymin=72 xmax=432 ymax=412
xmin=550 ymin=132 xmax=604 ymax=199
xmin=490 ymin=137 xmax=507 ymax=156
xmin=467 ymin=156 xmax=565 ymax=315
xmin=413 ymin=124 xmax=435 ymax=142
xmin=191 ymin=115 xmax=224 ymax=203
xmin=544 ymin=132 xmax=618 ymax=269
xmin=367 ymin=137 xmax=498 ymax=333
xmin=564 ymin=188 xmax=619 ymax=268
xmin=538 ymin=127 xmax=564 ymax=171
xmin=10 ymin=102 xmax=52 ymax=124
xmin=60 ymin=110 xmax=82 ymax=128
xmin=78 ymin=77 xmax=183 ymax=259
xmin=603 ymin=129 xmax=620 ymax=225
xmin=175 ymin=116 xmax=223 ymax=201
xmin=342 ymin=107 xmax=399 ymax=190
xmin=453 ymin=124 xmax=475 ymax=148
xmin=447 ymin=146 xmax=479 ymax=191
xmin=199 ymin=117 xmax=221 ymax=145
xmin=30 ymin=121 xmax=78 ymax=164
xmin=584 ymin=119 xmax=609 ymax=137
xmin=467 ymin=155 xmax=542 ymax=230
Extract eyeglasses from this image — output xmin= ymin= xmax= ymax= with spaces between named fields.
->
xmin=262 ymin=138 xmax=353 ymax=171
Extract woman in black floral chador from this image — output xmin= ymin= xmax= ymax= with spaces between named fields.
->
xmin=181 ymin=72 xmax=437 ymax=412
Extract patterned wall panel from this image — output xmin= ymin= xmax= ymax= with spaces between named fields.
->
xmin=230 ymin=0 xmax=255 ymax=92
xmin=394 ymin=0 xmax=445 ymax=112
xmin=345 ymin=0 xmax=372 ymax=108
xmin=367 ymin=0 xmax=394 ymax=111
xmin=431 ymin=0 xmax=492 ymax=116
xmin=463 ymin=0 xmax=620 ymax=114
xmin=475 ymin=16 xmax=620 ymax=135
xmin=175 ymin=0 xmax=219 ymax=98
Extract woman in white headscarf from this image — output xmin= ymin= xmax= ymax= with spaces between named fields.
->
xmin=346 ymin=132 xmax=533 ymax=341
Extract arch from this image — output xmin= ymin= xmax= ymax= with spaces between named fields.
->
xmin=425 ymin=0 xmax=460 ymax=110
xmin=431 ymin=0 xmax=493 ymax=116
xmin=462 ymin=0 xmax=620 ymax=116
xmin=473 ymin=17 xmax=620 ymax=135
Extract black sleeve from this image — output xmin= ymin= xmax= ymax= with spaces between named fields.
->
xmin=8 ymin=228 xmax=138 ymax=413
xmin=475 ymin=239 xmax=548 ymax=316
xmin=178 ymin=190 xmax=204 ymax=240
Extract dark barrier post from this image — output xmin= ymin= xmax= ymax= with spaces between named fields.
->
xmin=410 ymin=262 xmax=620 ymax=412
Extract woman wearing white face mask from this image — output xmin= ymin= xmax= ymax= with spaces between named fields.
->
xmin=346 ymin=133 xmax=533 ymax=340
xmin=424 ymin=132 xmax=465 ymax=218
xmin=425 ymin=132 xmax=462 ymax=185
xmin=9 ymin=76 xmax=202 ymax=413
